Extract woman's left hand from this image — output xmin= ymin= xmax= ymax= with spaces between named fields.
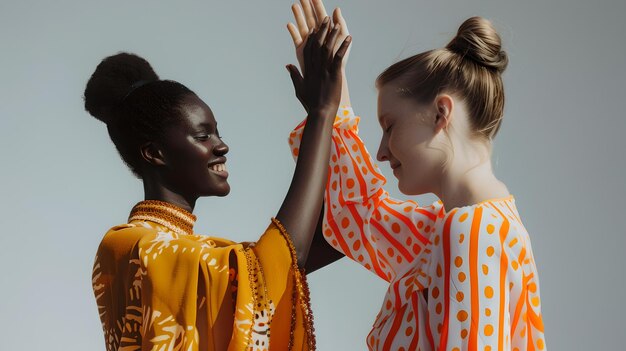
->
xmin=286 ymin=16 xmax=351 ymax=117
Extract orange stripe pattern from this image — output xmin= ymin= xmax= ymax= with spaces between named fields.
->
xmin=288 ymin=107 xmax=546 ymax=350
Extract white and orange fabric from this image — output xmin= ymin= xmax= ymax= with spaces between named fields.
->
xmin=288 ymin=106 xmax=546 ymax=350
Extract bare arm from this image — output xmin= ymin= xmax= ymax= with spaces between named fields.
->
xmin=275 ymin=17 xmax=352 ymax=268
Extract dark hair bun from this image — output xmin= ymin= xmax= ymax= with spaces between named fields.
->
xmin=446 ymin=16 xmax=508 ymax=73
xmin=84 ymin=52 xmax=159 ymax=124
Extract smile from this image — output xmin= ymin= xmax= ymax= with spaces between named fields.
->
xmin=209 ymin=163 xmax=229 ymax=179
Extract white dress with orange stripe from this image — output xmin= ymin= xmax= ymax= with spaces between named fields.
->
xmin=288 ymin=106 xmax=546 ymax=351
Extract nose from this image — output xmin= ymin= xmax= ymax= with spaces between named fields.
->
xmin=213 ymin=139 xmax=229 ymax=156
xmin=376 ymin=137 xmax=389 ymax=163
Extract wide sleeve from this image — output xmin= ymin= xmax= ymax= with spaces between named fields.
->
xmin=434 ymin=206 xmax=514 ymax=350
xmin=288 ymin=106 xmax=443 ymax=282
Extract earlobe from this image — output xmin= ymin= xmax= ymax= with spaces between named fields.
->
xmin=139 ymin=142 xmax=167 ymax=166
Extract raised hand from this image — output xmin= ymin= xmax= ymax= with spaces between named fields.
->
xmin=286 ymin=16 xmax=351 ymax=117
xmin=287 ymin=0 xmax=351 ymax=75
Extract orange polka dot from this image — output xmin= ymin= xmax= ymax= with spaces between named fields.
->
xmin=484 ymin=324 xmax=494 ymax=336
xmin=457 ymin=310 xmax=468 ymax=322
xmin=509 ymin=238 xmax=518 ymax=248
xmin=486 ymin=224 xmax=495 ymax=234
xmin=406 ymin=311 xmax=414 ymax=322
xmin=456 ymin=291 xmax=464 ymax=302
xmin=365 ymin=263 xmax=371 ymax=270
xmin=384 ymin=215 xmax=390 ymax=221
xmin=417 ymin=220 xmax=424 ymax=228
xmin=528 ymin=282 xmax=537 ymax=293
xmin=331 ymin=154 xmax=337 ymax=162
xmin=482 ymin=264 xmax=489 ymax=275
xmin=342 ymin=166 xmax=348 ymax=173
xmin=341 ymin=217 xmax=350 ymax=229
xmin=352 ymin=144 xmax=359 ymax=151
xmin=452 ymin=348 xmax=460 ymax=351
xmin=333 ymin=165 xmax=340 ymax=174
xmin=404 ymin=206 xmax=412 ymax=212
xmin=485 ymin=346 xmax=492 ymax=351
xmin=459 ymin=233 xmax=465 ymax=244
xmin=353 ymin=240 xmax=361 ymax=251
xmin=385 ymin=300 xmax=392 ymax=310
xmin=437 ymin=323 xmax=443 ymax=333
xmin=293 ymin=148 xmax=299 ymax=156
xmin=537 ymin=338 xmax=545 ymax=350
xmin=485 ymin=286 xmax=494 ymax=298
xmin=455 ymin=256 xmax=463 ymax=267
xmin=459 ymin=213 xmax=468 ymax=222
xmin=424 ymin=225 xmax=430 ymax=232
xmin=412 ymin=244 xmax=421 ymax=255
xmin=406 ymin=237 xmax=412 ymax=246
xmin=436 ymin=264 xmax=443 ymax=277
xmin=332 ymin=239 xmax=337 ymax=246
xmin=348 ymin=231 xmax=355 ymax=238
xmin=461 ymin=329 xmax=468 ymax=339
xmin=396 ymin=255 xmax=403 ymax=264
xmin=371 ymin=178 xmax=379 ymax=184
xmin=436 ymin=302 xmax=442 ymax=314
xmin=324 ymin=229 xmax=332 ymax=237
xmin=434 ymin=235 xmax=440 ymax=245
xmin=358 ymin=255 xmax=364 ymax=262
xmin=405 ymin=326 xmax=413 ymax=336
xmin=331 ymin=181 xmax=337 ymax=191
xmin=532 ymin=296 xmax=540 ymax=307
xmin=340 ymin=148 xmax=346 ymax=155
xmin=391 ymin=223 xmax=401 ymax=233
xmin=486 ymin=246 xmax=495 ymax=257
xmin=432 ymin=287 xmax=440 ymax=299
xmin=346 ymin=178 xmax=355 ymax=189
xmin=485 ymin=308 xmax=491 ymax=316
xmin=512 ymin=261 xmax=519 ymax=270
xmin=361 ymin=166 xmax=368 ymax=174
xmin=387 ymin=247 xmax=395 ymax=257
xmin=343 ymin=109 xmax=349 ymax=116
xmin=458 ymin=272 xmax=466 ymax=282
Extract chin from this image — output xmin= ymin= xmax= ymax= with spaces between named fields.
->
xmin=398 ymin=179 xmax=424 ymax=196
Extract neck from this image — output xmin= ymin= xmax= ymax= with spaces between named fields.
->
xmin=436 ymin=140 xmax=508 ymax=211
xmin=143 ymin=177 xmax=197 ymax=213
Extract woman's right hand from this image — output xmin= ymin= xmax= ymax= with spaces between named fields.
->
xmin=286 ymin=17 xmax=351 ymax=118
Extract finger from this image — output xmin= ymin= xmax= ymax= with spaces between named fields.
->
xmin=287 ymin=23 xmax=303 ymax=47
xmin=286 ymin=64 xmax=304 ymax=92
xmin=334 ymin=7 xmax=349 ymax=35
xmin=332 ymin=36 xmax=352 ymax=71
xmin=303 ymin=27 xmax=315 ymax=70
xmin=316 ymin=16 xmax=331 ymax=46
xmin=291 ymin=3 xmax=309 ymax=37
xmin=324 ymin=24 xmax=341 ymax=63
xmin=312 ymin=0 xmax=328 ymax=23
xmin=300 ymin=0 xmax=316 ymax=29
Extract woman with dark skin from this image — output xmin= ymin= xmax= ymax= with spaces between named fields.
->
xmin=87 ymin=18 xmax=350 ymax=351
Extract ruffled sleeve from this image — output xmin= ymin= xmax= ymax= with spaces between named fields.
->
xmin=288 ymin=106 xmax=443 ymax=282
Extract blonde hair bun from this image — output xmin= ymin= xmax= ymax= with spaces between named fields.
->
xmin=446 ymin=16 xmax=508 ymax=73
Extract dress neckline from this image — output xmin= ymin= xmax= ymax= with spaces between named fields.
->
xmin=442 ymin=194 xmax=515 ymax=215
xmin=128 ymin=200 xmax=197 ymax=236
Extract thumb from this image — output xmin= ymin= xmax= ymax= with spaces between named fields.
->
xmin=286 ymin=64 xmax=304 ymax=97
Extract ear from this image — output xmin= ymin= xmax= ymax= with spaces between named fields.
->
xmin=139 ymin=141 xmax=167 ymax=167
xmin=433 ymin=94 xmax=454 ymax=133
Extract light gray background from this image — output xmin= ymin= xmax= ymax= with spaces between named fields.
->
xmin=1 ymin=0 xmax=624 ymax=349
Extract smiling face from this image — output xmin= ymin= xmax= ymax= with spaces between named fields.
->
xmin=376 ymin=84 xmax=447 ymax=195
xmin=157 ymin=93 xmax=231 ymax=197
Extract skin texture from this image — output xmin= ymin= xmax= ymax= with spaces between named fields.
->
xmin=137 ymin=17 xmax=350 ymax=270
xmin=287 ymin=0 xmax=352 ymax=273
xmin=376 ymin=84 xmax=510 ymax=211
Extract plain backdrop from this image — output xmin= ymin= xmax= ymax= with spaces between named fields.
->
xmin=1 ymin=0 xmax=624 ymax=349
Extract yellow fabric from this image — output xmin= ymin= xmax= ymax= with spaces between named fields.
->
xmin=91 ymin=201 xmax=313 ymax=351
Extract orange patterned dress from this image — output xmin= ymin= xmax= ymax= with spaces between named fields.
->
xmin=91 ymin=200 xmax=315 ymax=351
xmin=288 ymin=106 xmax=546 ymax=351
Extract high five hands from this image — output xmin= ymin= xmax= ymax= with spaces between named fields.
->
xmin=286 ymin=16 xmax=351 ymax=117
xmin=288 ymin=0 xmax=351 ymax=75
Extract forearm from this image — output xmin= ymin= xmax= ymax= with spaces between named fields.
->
xmin=304 ymin=203 xmax=345 ymax=274
xmin=276 ymin=111 xmax=335 ymax=268
xmin=340 ymin=69 xmax=351 ymax=107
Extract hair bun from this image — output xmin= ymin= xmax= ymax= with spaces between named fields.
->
xmin=83 ymin=52 xmax=159 ymax=124
xmin=446 ymin=16 xmax=508 ymax=73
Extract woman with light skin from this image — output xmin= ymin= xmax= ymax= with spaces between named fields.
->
xmin=287 ymin=1 xmax=546 ymax=350
xmin=87 ymin=18 xmax=350 ymax=351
